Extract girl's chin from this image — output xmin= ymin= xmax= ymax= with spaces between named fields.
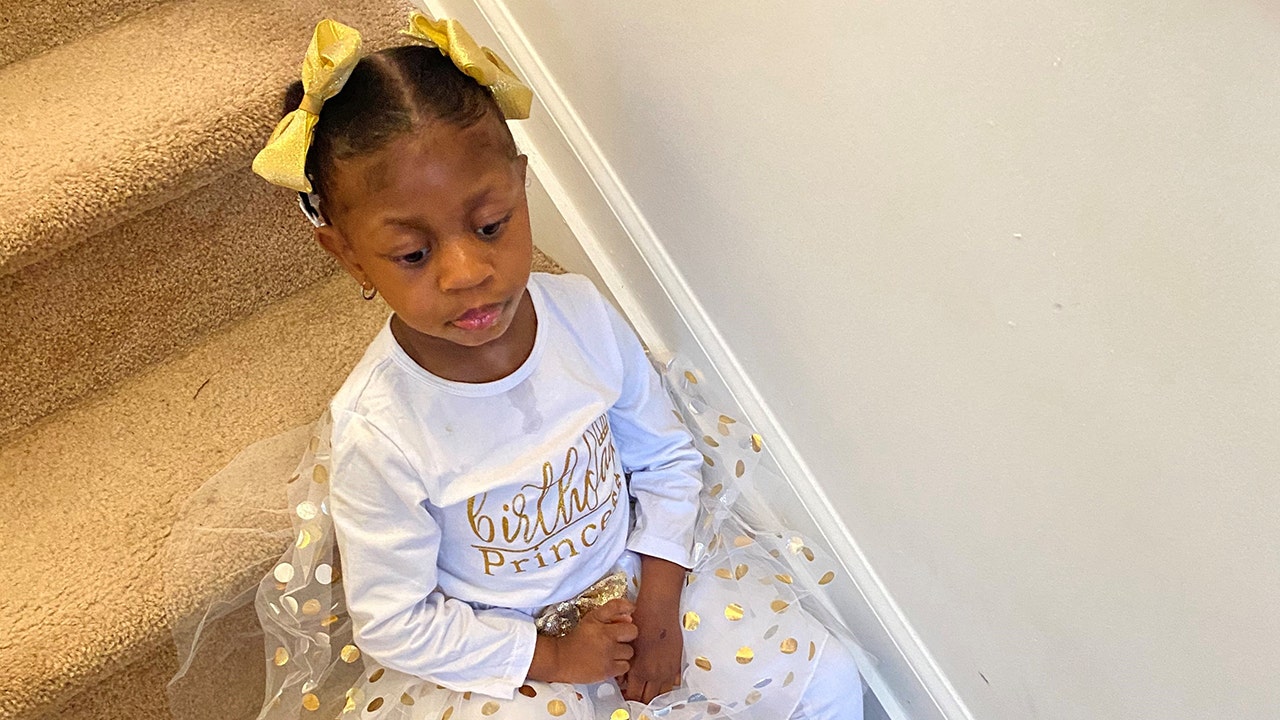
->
xmin=443 ymin=326 xmax=506 ymax=347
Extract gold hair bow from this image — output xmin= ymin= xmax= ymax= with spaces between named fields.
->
xmin=252 ymin=19 xmax=363 ymax=193
xmin=402 ymin=11 xmax=533 ymax=120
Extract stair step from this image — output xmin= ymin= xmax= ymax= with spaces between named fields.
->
xmin=0 ymin=0 xmax=403 ymax=279
xmin=0 ymin=166 xmax=334 ymax=440
xmin=0 ymin=254 xmax=566 ymax=720
xmin=0 ymin=0 xmax=166 ymax=67
xmin=0 ymin=0 xmax=408 ymax=438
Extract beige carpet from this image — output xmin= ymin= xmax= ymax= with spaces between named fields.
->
xmin=0 ymin=0 xmax=166 ymax=67
xmin=0 ymin=0 xmax=405 ymax=276
xmin=0 ymin=2 xmax=575 ymax=717
xmin=0 ymin=253 xmax=565 ymax=720
xmin=0 ymin=167 xmax=336 ymax=440
xmin=0 ymin=0 xmax=406 ymax=436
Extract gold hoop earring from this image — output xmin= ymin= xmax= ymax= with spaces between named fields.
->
xmin=360 ymin=283 xmax=377 ymax=301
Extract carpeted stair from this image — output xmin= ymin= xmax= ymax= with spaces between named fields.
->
xmin=0 ymin=0 xmax=405 ymax=440
xmin=0 ymin=1 xmax=566 ymax=718
xmin=0 ymin=0 xmax=168 ymax=67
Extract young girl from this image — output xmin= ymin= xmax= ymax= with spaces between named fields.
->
xmin=175 ymin=12 xmax=864 ymax=720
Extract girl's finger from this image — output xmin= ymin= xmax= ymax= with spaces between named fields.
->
xmin=622 ymin=680 xmax=644 ymax=703
xmin=644 ymin=680 xmax=668 ymax=704
xmin=594 ymin=598 xmax=636 ymax=622
xmin=609 ymin=621 xmax=639 ymax=643
xmin=641 ymin=676 xmax=677 ymax=704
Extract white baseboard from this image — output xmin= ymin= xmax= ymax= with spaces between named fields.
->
xmin=417 ymin=3 xmax=974 ymax=718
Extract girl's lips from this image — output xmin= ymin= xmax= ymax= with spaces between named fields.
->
xmin=451 ymin=302 xmax=504 ymax=331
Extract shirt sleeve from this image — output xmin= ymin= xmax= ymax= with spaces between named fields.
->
xmin=601 ymin=301 xmax=704 ymax=568
xmin=328 ymin=410 xmax=537 ymax=698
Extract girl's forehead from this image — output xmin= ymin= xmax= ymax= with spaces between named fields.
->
xmin=336 ymin=119 xmax=518 ymax=216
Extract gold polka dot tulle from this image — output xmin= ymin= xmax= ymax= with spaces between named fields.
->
xmin=174 ymin=362 xmax=859 ymax=720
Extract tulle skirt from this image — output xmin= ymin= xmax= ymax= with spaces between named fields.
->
xmin=165 ymin=359 xmax=867 ymax=720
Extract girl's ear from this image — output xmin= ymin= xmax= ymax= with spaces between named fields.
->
xmin=314 ymin=225 xmax=368 ymax=285
xmin=516 ymin=154 xmax=529 ymax=187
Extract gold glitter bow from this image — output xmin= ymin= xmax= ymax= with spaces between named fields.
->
xmin=535 ymin=572 xmax=629 ymax=637
xmin=401 ymin=10 xmax=533 ymax=120
xmin=252 ymin=19 xmax=363 ymax=193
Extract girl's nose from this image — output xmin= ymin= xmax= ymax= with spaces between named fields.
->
xmin=436 ymin=236 xmax=494 ymax=292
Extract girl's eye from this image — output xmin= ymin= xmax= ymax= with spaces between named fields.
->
xmin=399 ymin=249 xmax=428 ymax=265
xmin=478 ymin=215 xmax=512 ymax=239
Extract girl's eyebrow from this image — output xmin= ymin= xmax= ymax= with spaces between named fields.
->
xmin=376 ymin=237 xmax=422 ymax=256
xmin=378 ymin=216 xmax=432 ymax=233
xmin=465 ymin=188 xmax=496 ymax=211
xmin=465 ymin=181 xmax=518 ymax=212
xmin=374 ymin=176 xmax=517 ymax=228
xmin=370 ymin=219 xmax=435 ymax=257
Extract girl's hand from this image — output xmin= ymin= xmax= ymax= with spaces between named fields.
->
xmin=620 ymin=556 xmax=686 ymax=704
xmin=528 ymin=598 xmax=638 ymax=684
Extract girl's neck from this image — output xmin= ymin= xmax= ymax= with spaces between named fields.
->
xmin=389 ymin=288 xmax=538 ymax=384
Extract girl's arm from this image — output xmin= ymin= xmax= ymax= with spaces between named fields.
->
xmin=623 ymin=555 xmax=687 ymax=702
xmin=598 ymin=298 xmax=704 ymax=702
xmin=600 ymin=301 xmax=704 ymax=569
xmin=329 ymin=411 xmax=538 ymax=698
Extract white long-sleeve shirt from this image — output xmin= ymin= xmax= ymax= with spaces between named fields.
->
xmin=327 ymin=272 xmax=703 ymax=698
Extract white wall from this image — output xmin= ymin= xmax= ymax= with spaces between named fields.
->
xmin=423 ymin=2 xmax=1280 ymax=719
xmin=524 ymin=172 xmax=609 ymax=299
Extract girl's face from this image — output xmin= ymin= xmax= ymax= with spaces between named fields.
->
xmin=316 ymin=117 xmax=534 ymax=363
